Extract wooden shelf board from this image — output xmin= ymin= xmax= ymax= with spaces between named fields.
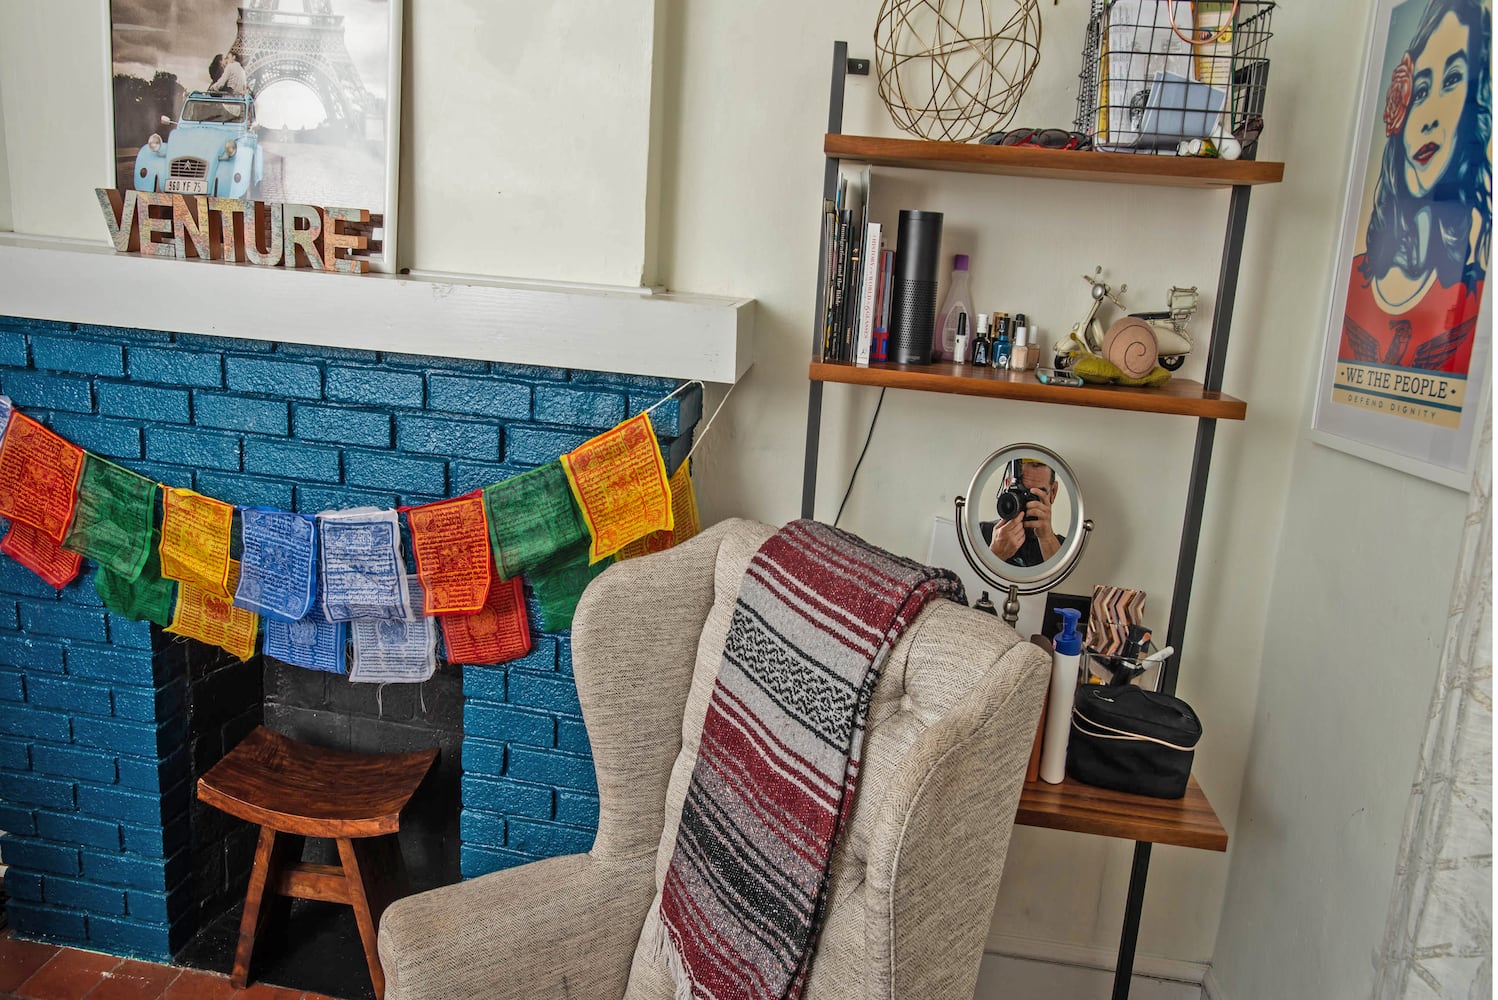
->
xmin=825 ymin=134 xmax=1284 ymax=188
xmin=809 ymin=360 xmax=1247 ymax=420
xmin=1015 ymin=774 xmax=1228 ymax=852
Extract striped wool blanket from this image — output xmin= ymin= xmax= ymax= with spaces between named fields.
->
xmin=653 ymin=519 xmax=965 ymax=1000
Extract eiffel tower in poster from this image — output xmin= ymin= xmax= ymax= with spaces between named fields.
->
xmin=231 ymin=0 xmax=385 ymax=139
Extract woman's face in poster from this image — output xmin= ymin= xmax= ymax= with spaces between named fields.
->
xmin=1404 ymin=12 xmax=1471 ymax=196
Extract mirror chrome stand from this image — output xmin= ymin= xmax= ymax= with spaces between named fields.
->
xmin=954 ymin=495 xmax=1094 ymax=629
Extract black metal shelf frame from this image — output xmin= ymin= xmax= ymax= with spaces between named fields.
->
xmin=799 ymin=41 xmax=1257 ymax=1000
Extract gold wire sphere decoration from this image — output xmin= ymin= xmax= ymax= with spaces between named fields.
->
xmin=874 ymin=0 xmax=1043 ymax=143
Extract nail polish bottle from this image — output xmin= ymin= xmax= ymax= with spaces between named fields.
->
xmin=1012 ymin=313 xmax=1031 ymax=370
xmin=953 ymin=311 xmax=970 ymax=365
xmin=971 ymin=313 xmax=992 ymax=367
xmin=993 ymin=312 xmax=1013 ymax=370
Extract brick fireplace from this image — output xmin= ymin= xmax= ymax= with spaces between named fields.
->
xmin=0 ymin=315 xmax=701 ymax=961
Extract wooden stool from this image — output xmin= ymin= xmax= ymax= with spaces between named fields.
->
xmin=197 ymin=726 xmax=438 ymax=1000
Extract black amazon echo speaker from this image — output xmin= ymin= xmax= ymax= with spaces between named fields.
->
xmin=887 ymin=210 xmax=944 ymax=365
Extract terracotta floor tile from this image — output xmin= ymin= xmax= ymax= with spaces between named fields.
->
xmin=0 ymin=938 xmax=61 ymax=993
xmin=14 ymin=950 xmax=120 ymax=1000
xmin=82 ymin=959 xmax=179 ymax=1000
xmin=159 ymin=970 xmax=238 ymax=1000
xmin=229 ymin=985 xmax=302 ymax=1000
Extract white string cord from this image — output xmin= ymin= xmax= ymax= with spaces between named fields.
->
xmin=684 ymin=376 xmax=744 ymax=465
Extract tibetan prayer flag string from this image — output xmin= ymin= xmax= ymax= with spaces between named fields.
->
xmin=264 ymin=611 xmax=347 ymax=675
xmin=482 ymin=462 xmax=587 ymax=580
xmin=63 ymin=456 xmax=157 ymax=581
xmin=561 ymin=412 xmax=673 ymax=563
xmin=318 ymin=508 xmax=413 ymax=622
xmin=440 ymin=574 xmax=530 ymax=665
xmin=1 ymin=520 xmax=82 ymax=588
xmin=406 ymin=492 xmax=491 ymax=615
xmin=159 ymin=487 xmax=234 ymax=595
xmin=95 ymin=525 xmax=177 ymax=626
xmin=236 ymin=508 xmax=318 ymax=622
xmin=349 ymin=578 xmax=435 ymax=683
xmin=0 ymin=411 xmax=85 ymax=543
xmin=527 ymin=539 xmax=608 ymax=632
xmin=617 ymin=461 xmax=700 ymax=561
xmin=168 ymin=561 xmax=260 ymax=661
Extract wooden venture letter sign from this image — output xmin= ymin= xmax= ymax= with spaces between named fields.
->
xmin=97 ymin=188 xmax=379 ymax=274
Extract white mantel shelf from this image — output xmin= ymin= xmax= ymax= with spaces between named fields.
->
xmin=0 ymin=236 xmax=755 ymax=384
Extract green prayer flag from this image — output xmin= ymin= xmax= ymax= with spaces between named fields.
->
xmin=64 ymin=455 xmax=157 ymax=582
xmin=95 ymin=525 xmax=177 ymax=627
xmin=527 ymin=540 xmax=607 ymax=632
xmin=484 ymin=462 xmax=587 ymax=580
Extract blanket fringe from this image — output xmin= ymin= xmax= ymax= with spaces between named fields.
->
xmin=644 ymin=906 xmax=695 ymax=1000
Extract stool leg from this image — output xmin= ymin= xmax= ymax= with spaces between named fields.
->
xmin=337 ymin=837 xmax=386 ymax=1000
xmin=233 ymin=826 xmax=299 ymax=989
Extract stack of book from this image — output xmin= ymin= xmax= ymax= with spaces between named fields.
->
xmin=819 ymin=165 xmax=894 ymax=364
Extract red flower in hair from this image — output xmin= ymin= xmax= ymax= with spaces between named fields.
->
xmin=1385 ymin=53 xmax=1414 ymax=136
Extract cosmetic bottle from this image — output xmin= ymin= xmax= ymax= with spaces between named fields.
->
xmin=1040 ymin=608 xmax=1083 ymax=784
xmin=993 ymin=313 xmax=1013 ymax=370
xmin=952 ymin=311 xmax=970 ymax=365
xmin=1012 ymin=313 xmax=1031 ymax=370
xmin=933 ymin=255 xmax=973 ymax=363
xmin=971 ymin=313 xmax=992 ymax=367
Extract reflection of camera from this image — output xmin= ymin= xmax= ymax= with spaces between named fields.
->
xmin=996 ymin=460 xmax=1038 ymax=521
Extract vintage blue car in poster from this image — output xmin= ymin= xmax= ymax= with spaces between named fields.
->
xmin=134 ymin=91 xmax=264 ymax=199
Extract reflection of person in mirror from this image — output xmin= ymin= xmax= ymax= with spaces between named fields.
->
xmin=980 ymin=460 xmax=1065 ymax=568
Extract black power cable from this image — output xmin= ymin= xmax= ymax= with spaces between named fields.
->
xmin=833 ymin=388 xmax=886 ymax=527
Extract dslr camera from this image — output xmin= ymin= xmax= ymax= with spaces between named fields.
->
xmin=995 ymin=459 xmax=1039 ymax=522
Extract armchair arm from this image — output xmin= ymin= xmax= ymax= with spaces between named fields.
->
xmin=379 ymin=852 xmax=656 ymax=1000
xmin=862 ymin=625 xmax=1048 ymax=1000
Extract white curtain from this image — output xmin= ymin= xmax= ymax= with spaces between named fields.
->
xmin=1372 ymin=410 xmax=1493 ymax=1000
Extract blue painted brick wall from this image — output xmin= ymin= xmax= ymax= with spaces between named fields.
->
xmin=0 ymin=315 xmax=698 ymax=950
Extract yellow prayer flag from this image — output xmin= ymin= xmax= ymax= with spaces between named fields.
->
xmin=159 ymin=487 xmax=234 ymax=595
xmin=168 ymin=561 xmax=259 ymax=661
xmin=561 ymin=413 xmax=673 ymax=563
xmin=617 ymin=462 xmax=700 ymax=561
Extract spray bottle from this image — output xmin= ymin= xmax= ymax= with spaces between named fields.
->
xmin=1040 ymin=608 xmax=1083 ymax=784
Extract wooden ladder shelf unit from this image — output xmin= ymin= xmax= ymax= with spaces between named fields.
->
xmin=800 ymin=42 xmax=1282 ymax=1000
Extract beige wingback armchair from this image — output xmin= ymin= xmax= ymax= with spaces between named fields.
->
xmin=378 ymin=519 xmax=1047 ymax=1000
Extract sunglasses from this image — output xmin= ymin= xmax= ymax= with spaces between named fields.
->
xmin=980 ymin=128 xmax=1093 ymax=151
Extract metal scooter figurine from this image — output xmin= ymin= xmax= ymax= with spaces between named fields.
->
xmin=1053 ymin=267 xmax=1128 ymax=368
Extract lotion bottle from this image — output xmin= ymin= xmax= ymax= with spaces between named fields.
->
xmin=1040 ymin=608 xmax=1083 ymax=784
xmin=933 ymin=255 xmax=973 ymax=362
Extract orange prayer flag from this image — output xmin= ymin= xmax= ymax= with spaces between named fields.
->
xmin=0 ymin=411 xmax=85 ymax=542
xmin=561 ymin=413 xmax=673 ymax=563
xmin=440 ymin=574 xmax=531 ymax=665
xmin=1 ymin=520 xmax=82 ymax=588
xmin=617 ymin=462 xmax=700 ymax=561
xmin=159 ymin=488 xmax=234 ymax=595
xmin=167 ymin=561 xmax=259 ymax=662
xmin=406 ymin=492 xmax=491 ymax=615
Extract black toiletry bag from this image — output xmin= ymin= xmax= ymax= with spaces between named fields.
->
xmin=1067 ymin=685 xmax=1201 ymax=799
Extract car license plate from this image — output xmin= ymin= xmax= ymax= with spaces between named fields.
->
xmin=165 ymin=178 xmax=207 ymax=194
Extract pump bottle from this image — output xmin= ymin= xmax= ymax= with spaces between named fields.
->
xmin=1040 ymin=608 xmax=1083 ymax=784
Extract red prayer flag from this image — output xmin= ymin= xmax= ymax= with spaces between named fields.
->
xmin=1 ymin=520 xmax=82 ymax=588
xmin=440 ymin=575 xmax=531 ymax=665
xmin=0 ymin=411 xmax=84 ymax=542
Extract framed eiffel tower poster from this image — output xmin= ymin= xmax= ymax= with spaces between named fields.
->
xmin=106 ymin=0 xmax=403 ymax=272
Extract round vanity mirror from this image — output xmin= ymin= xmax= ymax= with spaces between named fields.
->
xmin=954 ymin=443 xmax=1093 ymax=625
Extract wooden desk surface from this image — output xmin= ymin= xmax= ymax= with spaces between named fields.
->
xmin=1015 ymin=774 xmax=1228 ymax=852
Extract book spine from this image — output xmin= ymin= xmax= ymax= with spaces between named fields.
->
xmin=832 ymin=210 xmax=851 ymax=360
xmin=855 ymin=222 xmax=881 ymax=365
xmin=819 ymin=205 xmax=837 ymax=360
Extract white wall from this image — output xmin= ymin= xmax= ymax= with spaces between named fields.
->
xmin=0 ymin=0 xmax=1476 ymax=988
xmin=0 ymin=0 xmax=658 ymax=287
